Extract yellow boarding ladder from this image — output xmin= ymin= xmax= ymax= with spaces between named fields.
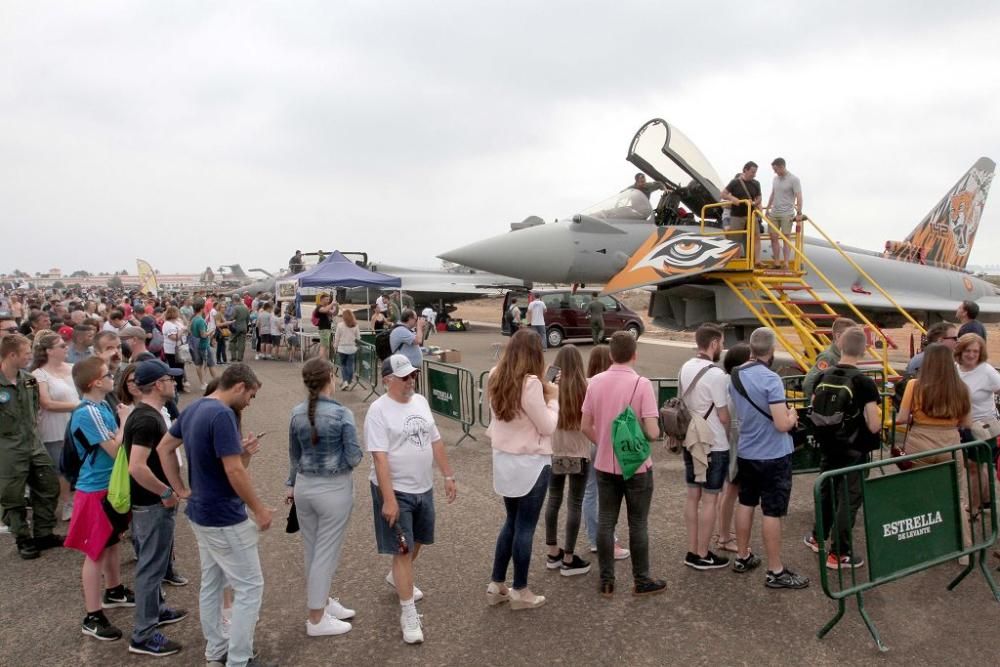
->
xmin=697 ymin=201 xmax=926 ymax=377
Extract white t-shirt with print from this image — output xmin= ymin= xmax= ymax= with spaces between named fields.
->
xmin=365 ymin=393 xmax=441 ymax=494
xmin=678 ymin=356 xmax=730 ymax=451
xmin=162 ymin=320 xmax=182 ymax=354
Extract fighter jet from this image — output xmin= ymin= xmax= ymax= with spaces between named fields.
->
xmin=439 ymin=118 xmax=998 ymax=330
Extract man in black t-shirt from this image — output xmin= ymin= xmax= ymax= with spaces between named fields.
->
xmin=721 ymin=161 xmax=762 ymax=264
xmin=956 ymin=300 xmax=987 ymax=340
xmin=803 ymin=328 xmax=882 ymax=570
xmin=124 ymin=359 xmax=188 ymax=657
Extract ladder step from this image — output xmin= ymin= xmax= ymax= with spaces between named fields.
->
xmin=799 ymin=313 xmax=839 ymax=320
xmin=761 ymin=284 xmax=809 ymax=290
xmin=787 ymin=300 xmax=827 ymax=306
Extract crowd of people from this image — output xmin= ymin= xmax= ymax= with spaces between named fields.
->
xmin=2 ymin=283 xmax=998 ymax=666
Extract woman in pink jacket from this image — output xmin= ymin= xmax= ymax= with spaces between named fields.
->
xmin=486 ymin=329 xmax=558 ymax=610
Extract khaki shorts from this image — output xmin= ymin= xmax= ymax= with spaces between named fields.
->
xmin=769 ymin=212 xmax=795 ymax=235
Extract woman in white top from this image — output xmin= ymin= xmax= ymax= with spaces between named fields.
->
xmin=485 ymin=329 xmax=558 ymax=610
xmin=30 ymin=333 xmax=80 ymax=520
xmin=333 ymin=309 xmax=361 ymax=390
xmin=161 ymin=306 xmax=187 ymax=391
xmin=268 ymin=304 xmax=284 ymax=359
xmin=955 ymin=333 xmax=1000 ymax=512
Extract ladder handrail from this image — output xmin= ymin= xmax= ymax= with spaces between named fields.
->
xmin=798 ymin=216 xmax=926 ymax=335
xmin=751 ymin=210 xmax=898 ymax=375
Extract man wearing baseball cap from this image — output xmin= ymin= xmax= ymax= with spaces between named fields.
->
xmin=124 ymin=359 xmax=187 ymax=657
xmin=120 ymin=326 xmax=156 ymax=363
xmin=366 ymin=354 xmax=457 ymax=645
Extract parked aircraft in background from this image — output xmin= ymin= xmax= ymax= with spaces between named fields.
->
xmin=439 ymin=118 xmax=998 ymax=329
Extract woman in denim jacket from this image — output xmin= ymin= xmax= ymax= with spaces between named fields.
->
xmin=286 ymin=358 xmax=364 ymax=637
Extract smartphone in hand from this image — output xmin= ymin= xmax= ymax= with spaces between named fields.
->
xmin=544 ymin=365 xmax=560 ymax=383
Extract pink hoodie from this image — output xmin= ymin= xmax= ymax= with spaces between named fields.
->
xmin=487 ymin=374 xmax=558 ymax=455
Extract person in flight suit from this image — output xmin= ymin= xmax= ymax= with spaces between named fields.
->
xmin=0 ymin=334 xmax=62 ymax=559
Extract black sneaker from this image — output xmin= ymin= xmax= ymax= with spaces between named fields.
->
xmin=33 ymin=534 xmax=65 ymax=551
xmin=16 ymin=539 xmax=40 ymax=560
xmin=765 ymin=568 xmax=810 ymax=589
xmin=732 ymin=551 xmax=762 ymax=573
xmin=102 ymin=584 xmax=136 ymax=608
xmin=559 ymin=555 xmax=591 ymax=577
xmin=685 ymin=551 xmax=730 ymax=570
xmin=632 ymin=578 xmax=667 ymax=596
xmin=545 ymin=548 xmax=565 ymax=570
xmin=128 ymin=631 xmax=182 ymax=657
xmin=157 ymin=607 xmax=189 ymax=627
xmin=82 ymin=612 xmax=123 ymax=641
xmin=162 ymin=570 xmax=189 ymax=587
xmin=599 ymin=581 xmax=614 ymax=598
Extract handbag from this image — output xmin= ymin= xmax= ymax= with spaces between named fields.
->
xmin=285 ymin=501 xmax=300 ymax=534
xmin=176 ymin=340 xmax=192 ymax=364
xmin=107 ymin=446 xmax=131 ymax=514
xmin=552 ymin=456 xmax=584 ymax=475
xmin=612 ymin=378 xmax=651 ymax=480
xmin=891 ymin=415 xmax=915 ymax=472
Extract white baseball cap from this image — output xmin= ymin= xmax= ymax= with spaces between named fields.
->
xmin=382 ymin=354 xmax=418 ymax=378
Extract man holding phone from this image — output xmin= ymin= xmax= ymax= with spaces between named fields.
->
xmin=158 ymin=363 xmax=276 ymax=667
xmin=366 ymin=354 xmax=457 ymax=645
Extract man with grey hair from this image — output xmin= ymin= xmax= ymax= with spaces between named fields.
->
xmin=728 ymin=327 xmax=808 ymax=589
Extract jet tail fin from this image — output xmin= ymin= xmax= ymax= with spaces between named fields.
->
xmin=884 ymin=157 xmax=994 ymax=270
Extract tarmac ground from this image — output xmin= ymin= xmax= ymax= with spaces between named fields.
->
xmin=2 ymin=327 xmax=999 ymax=666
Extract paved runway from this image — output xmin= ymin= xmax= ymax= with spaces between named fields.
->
xmin=1 ymin=328 xmax=998 ymax=666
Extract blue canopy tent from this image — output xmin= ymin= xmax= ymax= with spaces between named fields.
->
xmin=293 ymin=250 xmax=401 ymax=318
xmin=296 ymin=251 xmax=401 ymax=289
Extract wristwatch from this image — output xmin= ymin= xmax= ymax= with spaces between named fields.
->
xmin=160 ymin=488 xmax=175 ymax=499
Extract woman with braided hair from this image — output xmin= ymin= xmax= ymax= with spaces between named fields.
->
xmin=286 ymin=357 xmax=364 ymax=637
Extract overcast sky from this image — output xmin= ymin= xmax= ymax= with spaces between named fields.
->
xmin=2 ymin=1 xmax=999 ymax=276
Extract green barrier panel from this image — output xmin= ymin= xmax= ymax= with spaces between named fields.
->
xmin=356 ymin=341 xmax=381 ymax=401
xmin=813 ymin=440 xmax=999 ymax=651
xmin=359 ymin=330 xmax=376 ymax=346
xmin=422 ymin=359 xmax=477 ymax=445
xmin=650 ymin=378 xmax=678 ymax=406
xmin=478 ymin=371 xmax=492 ymax=429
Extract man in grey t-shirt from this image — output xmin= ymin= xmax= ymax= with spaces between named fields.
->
xmin=765 ymin=158 xmax=803 ymax=270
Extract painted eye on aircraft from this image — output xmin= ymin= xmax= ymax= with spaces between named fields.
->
xmin=638 ymin=234 xmax=739 ymax=271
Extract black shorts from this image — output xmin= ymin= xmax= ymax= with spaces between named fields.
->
xmin=736 ymin=454 xmax=793 ymax=518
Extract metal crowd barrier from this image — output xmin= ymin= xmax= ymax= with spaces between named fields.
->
xmin=355 ymin=341 xmax=382 ymax=401
xmin=421 ymin=359 xmax=477 ymax=445
xmin=813 ymin=440 xmax=999 ymax=651
xmin=478 ymin=371 xmax=492 ymax=429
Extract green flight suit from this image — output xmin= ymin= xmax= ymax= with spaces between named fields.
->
xmin=229 ymin=304 xmax=250 ymax=361
xmin=586 ymin=298 xmax=606 ymax=345
xmin=0 ymin=369 xmax=59 ymax=542
xmin=802 ymin=344 xmax=842 ymax=400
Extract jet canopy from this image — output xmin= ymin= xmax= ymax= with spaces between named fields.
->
xmin=581 ymin=188 xmax=654 ymax=221
xmin=627 ymin=119 xmax=723 ymax=221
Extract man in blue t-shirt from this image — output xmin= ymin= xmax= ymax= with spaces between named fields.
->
xmin=389 ymin=309 xmax=424 ymax=371
xmin=159 ymin=363 xmax=272 ymax=667
xmin=728 ymin=327 xmax=809 ymax=590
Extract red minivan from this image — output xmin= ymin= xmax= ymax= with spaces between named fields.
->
xmin=501 ymin=289 xmax=644 ymax=347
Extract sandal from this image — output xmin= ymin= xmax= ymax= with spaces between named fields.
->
xmin=714 ymin=534 xmax=739 ymax=553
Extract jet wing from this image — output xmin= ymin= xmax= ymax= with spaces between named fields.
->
xmin=806 ymin=288 xmax=1000 ymax=318
xmin=602 ymin=227 xmax=741 ymax=295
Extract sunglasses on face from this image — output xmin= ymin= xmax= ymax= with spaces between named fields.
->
xmin=2 ymin=327 xmax=18 ymax=334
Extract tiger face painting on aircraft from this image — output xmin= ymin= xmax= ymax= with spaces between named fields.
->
xmin=602 ymin=226 xmax=740 ymax=293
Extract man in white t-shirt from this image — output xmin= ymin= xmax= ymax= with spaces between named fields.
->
xmin=526 ymin=292 xmax=547 ymax=349
xmin=678 ymin=324 xmax=731 ymax=571
xmin=365 ymin=354 xmax=457 ymax=645
xmin=420 ymin=306 xmax=435 ymax=340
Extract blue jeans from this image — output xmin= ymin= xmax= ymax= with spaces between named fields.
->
xmin=491 ymin=466 xmax=551 ymax=589
xmin=531 ymin=324 xmax=548 ymax=349
xmin=131 ymin=503 xmax=176 ymax=643
xmin=583 ymin=445 xmax=599 ymax=546
xmin=339 ymin=352 xmax=356 ymax=384
xmin=190 ymin=519 xmax=263 ymax=667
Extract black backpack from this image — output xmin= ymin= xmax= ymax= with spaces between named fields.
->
xmin=60 ymin=405 xmax=99 ymax=485
xmin=808 ymin=367 xmax=864 ymax=450
xmin=375 ymin=323 xmax=407 ymax=360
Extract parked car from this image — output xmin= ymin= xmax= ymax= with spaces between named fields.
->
xmin=501 ymin=289 xmax=644 ymax=347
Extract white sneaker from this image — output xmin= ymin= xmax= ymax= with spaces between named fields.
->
xmin=0 ymin=523 xmax=8 ymax=534
xmin=306 ymin=613 xmax=352 ymax=637
xmin=386 ymin=571 xmax=424 ymax=601
xmin=325 ymin=597 xmax=356 ymax=620
xmin=400 ymin=609 xmax=424 ymax=644
xmin=61 ymin=501 xmax=74 ymax=522
xmin=614 ymin=545 xmax=631 ymax=560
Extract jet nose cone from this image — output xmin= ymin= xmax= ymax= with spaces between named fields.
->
xmin=439 ymin=227 xmax=574 ymax=284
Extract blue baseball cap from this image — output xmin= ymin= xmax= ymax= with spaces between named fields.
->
xmin=134 ymin=359 xmax=183 ymax=386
